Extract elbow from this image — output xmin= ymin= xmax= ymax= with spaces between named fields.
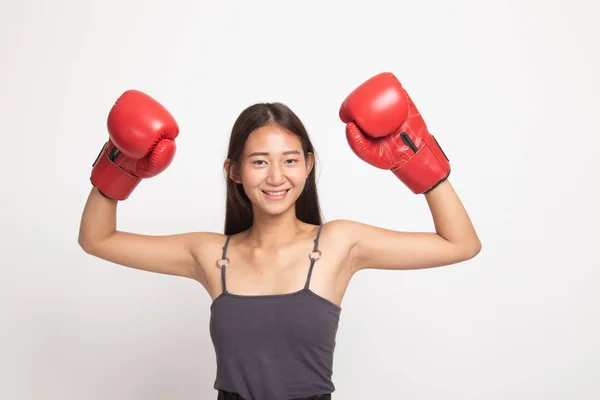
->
xmin=465 ymin=239 xmax=482 ymax=260
xmin=451 ymin=237 xmax=481 ymax=262
xmin=78 ymin=231 xmax=116 ymax=255
xmin=78 ymin=236 xmax=93 ymax=254
xmin=78 ymin=233 xmax=99 ymax=255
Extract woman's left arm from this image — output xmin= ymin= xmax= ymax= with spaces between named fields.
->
xmin=337 ymin=72 xmax=481 ymax=273
xmin=337 ymin=179 xmax=481 ymax=273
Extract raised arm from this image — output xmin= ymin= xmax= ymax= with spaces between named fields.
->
xmin=78 ymin=90 xmax=204 ymax=280
xmin=78 ymin=188 xmax=204 ymax=279
xmin=338 ymin=72 xmax=481 ymax=272
xmin=332 ymin=180 xmax=481 ymax=272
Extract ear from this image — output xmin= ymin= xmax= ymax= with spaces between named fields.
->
xmin=305 ymin=152 xmax=315 ymax=175
xmin=224 ymin=158 xmax=242 ymax=184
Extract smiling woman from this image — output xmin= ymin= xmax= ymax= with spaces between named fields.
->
xmin=222 ymin=103 xmax=320 ymax=236
xmin=78 ymin=72 xmax=481 ymax=400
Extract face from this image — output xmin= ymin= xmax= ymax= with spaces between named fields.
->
xmin=228 ymin=125 xmax=314 ymax=216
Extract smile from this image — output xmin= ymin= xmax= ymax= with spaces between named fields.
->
xmin=262 ymin=189 xmax=290 ymax=199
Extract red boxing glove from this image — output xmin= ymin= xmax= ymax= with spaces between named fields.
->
xmin=90 ymin=90 xmax=179 ymax=200
xmin=339 ymin=72 xmax=450 ymax=194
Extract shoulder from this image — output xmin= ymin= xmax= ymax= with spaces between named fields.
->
xmin=184 ymin=231 xmax=228 ymax=275
xmin=321 ymin=219 xmax=361 ymax=241
xmin=321 ymin=219 xmax=398 ymax=245
xmin=318 ymin=219 xmax=362 ymax=253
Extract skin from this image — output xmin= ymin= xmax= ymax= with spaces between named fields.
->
xmin=78 ymin=124 xmax=481 ymax=308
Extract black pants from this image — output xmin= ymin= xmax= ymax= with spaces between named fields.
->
xmin=217 ymin=390 xmax=331 ymax=400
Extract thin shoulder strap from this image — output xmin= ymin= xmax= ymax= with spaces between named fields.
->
xmin=218 ymin=236 xmax=232 ymax=293
xmin=304 ymin=224 xmax=324 ymax=290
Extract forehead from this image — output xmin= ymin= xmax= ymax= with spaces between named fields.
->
xmin=244 ymin=125 xmax=302 ymax=153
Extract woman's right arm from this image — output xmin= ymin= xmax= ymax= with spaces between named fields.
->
xmin=78 ymin=188 xmax=205 ymax=280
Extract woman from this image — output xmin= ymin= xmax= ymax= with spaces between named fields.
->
xmin=79 ymin=72 xmax=481 ymax=400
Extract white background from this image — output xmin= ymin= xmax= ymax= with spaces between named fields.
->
xmin=2 ymin=0 xmax=599 ymax=399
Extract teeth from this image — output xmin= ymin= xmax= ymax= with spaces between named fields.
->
xmin=264 ymin=190 xmax=287 ymax=196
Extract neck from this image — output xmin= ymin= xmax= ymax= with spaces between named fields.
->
xmin=246 ymin=208 xmax=304 ymax=250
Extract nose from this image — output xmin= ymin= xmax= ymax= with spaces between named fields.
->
xmin=266 ymin=163 xmax=286 ymax=185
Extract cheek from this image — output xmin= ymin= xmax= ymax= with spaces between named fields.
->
xmin=240 ymin=169 xmax=264 ymax=187
xmin=289 ymin=170 xmax=309 ymax=186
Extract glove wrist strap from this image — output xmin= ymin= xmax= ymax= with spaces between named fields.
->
xmin=392 ymin=143 xmax=450 ymax=194
xmin=90 ymin=146 xmax=141 ymax=200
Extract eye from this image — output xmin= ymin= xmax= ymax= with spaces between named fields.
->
xmin=252 ymin=160 xmax=267 ymax=165
xmin=285 ymin=159 xmax=298 ymax=164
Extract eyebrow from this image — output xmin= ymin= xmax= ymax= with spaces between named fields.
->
xmin=247 ymin=150 xmax=302 ymax=157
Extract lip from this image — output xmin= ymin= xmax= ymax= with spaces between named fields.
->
xmin=261 ymin=188 xmax=290 ymax=200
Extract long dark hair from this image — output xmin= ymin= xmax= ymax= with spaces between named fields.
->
xmin=223 ymin=102 xmax=323 ymax=235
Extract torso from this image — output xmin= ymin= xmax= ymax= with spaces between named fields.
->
xmin=191 ymin=221 xmax=356 ymax=309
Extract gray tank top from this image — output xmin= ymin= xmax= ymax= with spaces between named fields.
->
xmin=209 ymin=225 xmax=342 ymax=400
